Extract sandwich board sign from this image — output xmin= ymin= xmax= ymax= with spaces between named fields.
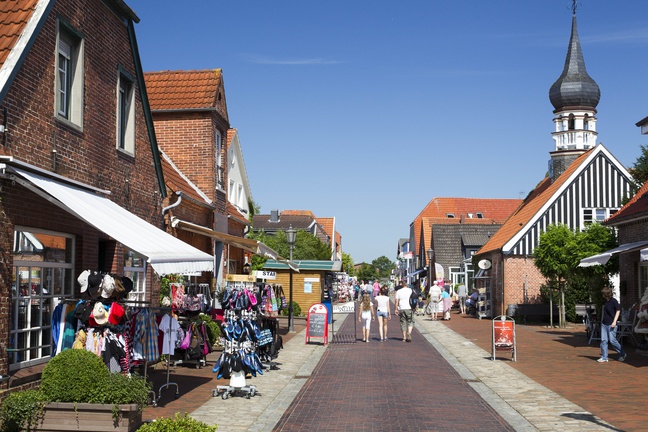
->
xmin=305 ymin=303 xmax=328 ymax=345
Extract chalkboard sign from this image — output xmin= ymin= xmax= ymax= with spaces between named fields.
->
xmin=305 ymin=303 xmax=329 ymax=345
xmin=308 ymin=313 xmax=326 ymax=337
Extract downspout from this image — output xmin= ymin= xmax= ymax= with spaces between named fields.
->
xmin=161 ymin=191 xmax=182 ymax=229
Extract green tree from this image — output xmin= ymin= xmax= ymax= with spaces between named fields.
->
xmin=534 ymin=223 xmax=617 ymax=326
xmin=357 ymin=263 xmax=378 ymax=282
xmin=371 ymin=256 xmax=395 ymax=279
xmin=342 ymin=252 xmax=356 ymax=276
xmin=628 ymin=144 xmax=648 ymax=189
xmin=247 ymin=228 xmax=331 ymax=270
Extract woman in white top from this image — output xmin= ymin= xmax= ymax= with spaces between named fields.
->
xmin=358 ymin=293 xmax=374 ymax=342
xmin=374 ymin=286 xmax=391 ymax=341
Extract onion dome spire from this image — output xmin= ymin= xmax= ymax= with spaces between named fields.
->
xmin=549 ymin=13 xmax=600 ymax=112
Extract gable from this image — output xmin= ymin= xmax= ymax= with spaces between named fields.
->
xmin=482 ymin=146 xmax=633 ymax=256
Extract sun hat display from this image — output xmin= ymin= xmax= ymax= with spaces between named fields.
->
xmin=101 ymin=274 xmax=115 ymax=299
xmin=91 ymin=302 xmax=109 ymax=326
xmin=77 ymin=269 xmax=91 ymax=293
xmin=121 ymin=276 xmax=134 ymax=295
xmin=87 ymin=272 xmax=103 ymax=298
xmin=108 ymin=302 xmax=125 ymax=325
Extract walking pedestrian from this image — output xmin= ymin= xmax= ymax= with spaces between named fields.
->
xmin=598 ymin=286 xmax=627 ymax=363
xmin=441 ymin=286 xmax=452 ymax=320
xmin=428 ymin=281 xmax=442 ymax=320
xmin=394 ymin=283 xmax=414 ymax=342
xmin=457 ymin=284 xmax=468 ymax=314
xmin=374 ymin=286 xmax=391 ymax=341
xmin=372 ymin=280 xmax=380 ymax=299
xmin=358 ymin=293 xmax=374 ymax=343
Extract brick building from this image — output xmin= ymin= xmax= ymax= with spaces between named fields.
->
xmin=0 ymin=0 xmax=212 ymax=385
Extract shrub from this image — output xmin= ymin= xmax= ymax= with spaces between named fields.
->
xmin=137 ymin=412 xmax=217 ymax=432
xmin=280 ymin=301 xmax=301 ymax=317
xmin=40 ymin=348 xmax=111 ymax=403
xmin=0 ymin=389 xmax=47 ymax=432
xmin=199 ymin=313 xmax=221 ymax=346
xmin=1 ymin=349 xmax=152 ymax=431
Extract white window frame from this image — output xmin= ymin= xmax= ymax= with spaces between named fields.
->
xmin=582 ymin=208 xmax=618 ymax=227
xmin=124 ymin=250 xmax=147 ymax=302
xmin=55 ymin=21 xmax=84 ymax=129
xmin=11 ymin=227 xmax=75 ymax=371
xmin=117 ymin=69 xmax=135 ymax=155
xmin=215 ymin=131 xmax=224 ymax=190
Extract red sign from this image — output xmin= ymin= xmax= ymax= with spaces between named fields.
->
xmin=305 ymin=303 xmax=328 ymax=345
xmin=493 ymin=320 xmax=514 ymax=347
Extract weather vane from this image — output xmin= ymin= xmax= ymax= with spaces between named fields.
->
xmin=571 ymin=0 xmax=580 ymax=15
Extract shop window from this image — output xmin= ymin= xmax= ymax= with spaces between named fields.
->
xmin=56 ymin=22 xmax=84 ymax=128
xmin=117 ymin=69 xmax=135 ymax=155
xmin=124 ymin=250 xmax=146 ymax=302
xmin=11 ymin=228 xmax=75 ymax=370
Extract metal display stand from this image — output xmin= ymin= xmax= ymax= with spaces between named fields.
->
xmin=213 ymin=371 xmax=258 ymax=399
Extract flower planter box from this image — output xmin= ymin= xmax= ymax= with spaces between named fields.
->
xmin=32 ymin=402 xmax=142 ymax=432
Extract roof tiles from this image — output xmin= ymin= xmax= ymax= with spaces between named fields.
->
xmin=0 ymin=0 xmax=39 ymax=68
xmin=144 ymin=69 xmax=224 ymax=111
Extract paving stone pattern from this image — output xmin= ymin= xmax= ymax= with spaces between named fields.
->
xmin=272 ymin=315 xmax=515 ymax=432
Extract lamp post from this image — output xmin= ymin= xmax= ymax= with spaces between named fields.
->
xmin=286 ymin=225 xmax=296 ymax=333
xmin=427 ymin=248 xmax=435 ymax=287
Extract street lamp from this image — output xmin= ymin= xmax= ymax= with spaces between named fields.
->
xmin=427 ymin=248 xmax=435 ymax=286
xmin=286 ymin=225 xmax=297 ymax=333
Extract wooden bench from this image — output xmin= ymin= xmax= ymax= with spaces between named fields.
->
xmin=516 ymin=303 xmax=559 ymax=324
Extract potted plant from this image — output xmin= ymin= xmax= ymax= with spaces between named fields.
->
xmin=1 ymin=348 xmax=151 ymax=432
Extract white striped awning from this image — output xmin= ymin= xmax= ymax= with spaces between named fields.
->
xmin=10 ymin=167 xmax=214 ymax=275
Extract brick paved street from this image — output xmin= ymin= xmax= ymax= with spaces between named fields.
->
xmin=272 ymin=315 xmax=515 ymax=432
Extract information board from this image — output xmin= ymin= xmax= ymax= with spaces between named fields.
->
xmin=492 ymin=315 xmax=516 ymax=361
xmin=305 ymin=303 xmax=328 ymax=345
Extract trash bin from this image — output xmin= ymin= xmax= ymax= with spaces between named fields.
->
xmin=506 ymin=304 xmax=517 ymax=317
xmin=322 ymin=298 xmax=332 ymax=324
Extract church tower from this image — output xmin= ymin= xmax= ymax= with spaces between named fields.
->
xmin=548 ymin=6 xmax=600 ymax=181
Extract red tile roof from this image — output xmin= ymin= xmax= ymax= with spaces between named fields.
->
xmin=479 ymin=149 xmax=593 ymax=255
xmin=605 ymin=179 xmax=648 ymax=225
xmin=0 ymin=0 xmax=39 ymax=68
xmin=281 ymin=210 xmax=316 ymax=218
xmin=411 ymin=198 xmax=522 ymax=255
xmin=144 ymin=69 xmax=226 ymax=113
xmin=227 ymin=202 xmax=250 ymax=226
xmin=318 ymin=217 xmax=334 ymax=241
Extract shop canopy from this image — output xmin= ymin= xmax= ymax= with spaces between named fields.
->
xmin=578 ymin=240 xmax=648 ymax=267
xmin=170 ymin=217 xmax=299 ymax=272
xmin=9 ymin=167 xmax=214 ymax=276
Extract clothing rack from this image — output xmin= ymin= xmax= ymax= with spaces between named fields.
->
xmin=123 ymin=302 xmax=179 ymax=406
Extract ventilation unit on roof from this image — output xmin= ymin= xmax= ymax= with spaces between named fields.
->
xmin=270 ymin=210 xmax=279 ymax=222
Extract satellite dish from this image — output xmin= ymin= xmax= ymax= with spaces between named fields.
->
xmin=478 ymin=259 xmax=491 ymax=270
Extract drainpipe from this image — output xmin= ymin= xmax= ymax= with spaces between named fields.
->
xmin=161 ymin=191 xmax=182 ymax=229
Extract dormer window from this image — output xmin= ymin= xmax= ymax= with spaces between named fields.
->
xmin=476 ymin=212 xmax=484 ymax=218
xmin=446 ymin=213 xmax=455 ymax=218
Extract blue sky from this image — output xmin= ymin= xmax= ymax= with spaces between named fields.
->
xmin=133 ymin=1 xmax=648 ymax=265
